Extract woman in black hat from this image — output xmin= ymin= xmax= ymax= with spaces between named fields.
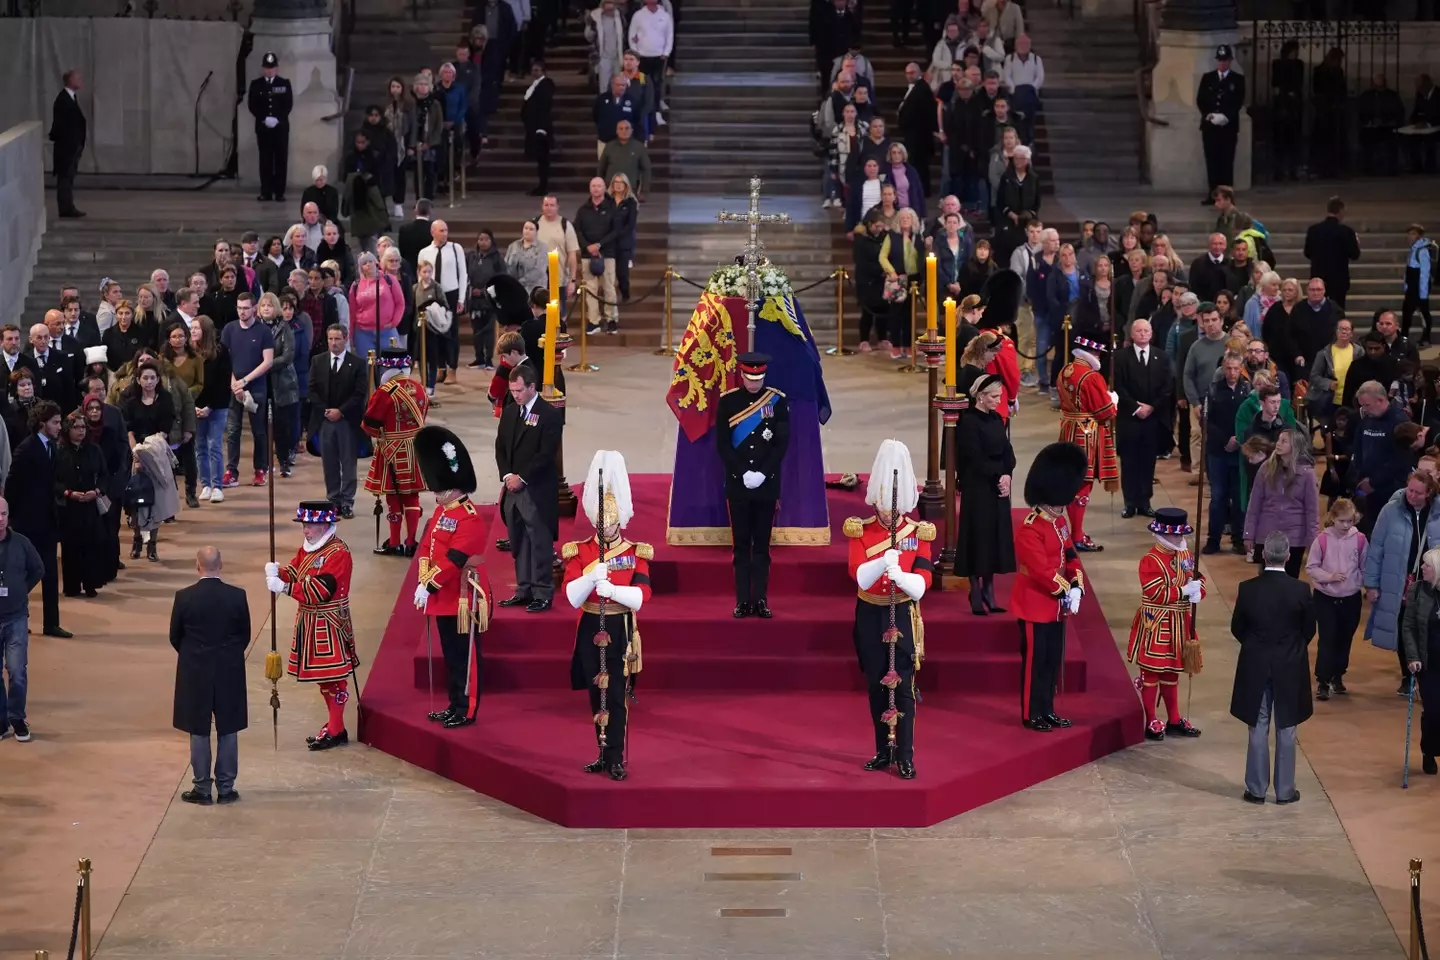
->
xmin=954 ymin=373 xmax=1016 ymax=614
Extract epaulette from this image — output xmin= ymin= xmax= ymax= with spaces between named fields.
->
xmin=560 ymin=541 xmax=580 ymax=560
xmin=916 ymin=521 xmax=936 ymax=542
xmin=768 ymin=387 xmax=786 ymax=397
xmin=843 ymin=517 xmax=865 ymax=539
xmin=633 ymin=542 xmax=654 ymax=560
xmin=720 ymin=387 xmax=739 ymax=397
xmin=1023 ymin=508 xmax=1042 ymax=526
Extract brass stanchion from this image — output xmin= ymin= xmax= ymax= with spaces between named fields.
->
xmin=915 ymin=316 xmax=947 ymax=537
xmin=1411 ymin=858 xmax=1424 ymax=960
xmin=934 ymin=391 xmax=965 ymax=584
xmin=654 ymin=267 xmax=676 ymax=356
xmin=826 ymin=268 xmax=853 ymax=356
xmin=897 ymin=281 xmax=920 ymax=373
xmin=35 ymin=951 xmax=49 ymax=959
xmin=460 ymin=137 xmax=468 ymax=201
xmin=1061 ymin=313 xmax=1073 ymax=369
xmin=446 ymin=133 xmax=455 ymax=208
xmin=78 ymin=858 xmax=92 ymax=960
xmin=566 ymin=287 xmax=599 ymax=373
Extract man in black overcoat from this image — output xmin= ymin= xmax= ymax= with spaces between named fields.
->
xmin=897 ymin=61 xmax=937 ymax=195
xmin=4 ymin=402 xmax=68 ymax=638
xmin=521 ymin=59 xmax=555 ymax=197
xmin=170 ymin=546 xmax=251 ymax=805
xmin=1112 ymin=318 xmax=1173 ymax=518
xmin=1303 ymin=196 xmax=1362 ymax=309
xmin=495 ymin=363 xmax=562 ymax=611
xmin=49 ymin=69 xmax=86 ymax=218
xmin=1230 ymin=532 xmax=1316 ymax=805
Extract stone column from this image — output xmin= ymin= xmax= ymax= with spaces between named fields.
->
xmin=1145 ymin=0 xmax=1252 ymax=192
xmin=238 ymin=0 xmax=342 ymax=199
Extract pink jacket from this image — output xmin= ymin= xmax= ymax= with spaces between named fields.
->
xmin=347 ymin=273 xmax=403 ymax=333
xmin=1305 ymin=525 xmax=1367 ymax=598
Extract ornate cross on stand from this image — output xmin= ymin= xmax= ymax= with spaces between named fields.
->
xmin=716 ymin=176 xmax=791 ymax=336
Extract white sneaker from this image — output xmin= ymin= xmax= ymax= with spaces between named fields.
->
xmin=209 ymin=488 xmax=224 ymax=503
xmin=392 ymin=203 xmax=403 ymax=218
xmin=656 ymin=115 xmax=667 ymax=126
xmin=199 ymin=485 xmax=211 ymax=501
xmin=660 ymin=99 xmax=669 ymax=111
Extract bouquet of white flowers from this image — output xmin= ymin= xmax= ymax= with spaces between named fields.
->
xmin=705 ymin=263 xmax=794 ymax=300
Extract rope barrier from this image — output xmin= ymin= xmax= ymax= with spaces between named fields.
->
xmin=574 ymin=272 xmax=669 ymax=309
xmin=1413 ymin=858 xmax=1430 ymax=960
xmin=64 ymin=876 xmax=82 ymax=960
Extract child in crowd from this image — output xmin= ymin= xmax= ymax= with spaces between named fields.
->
xmin=1319 ymin=406 xmax=1354 ymax=510
xmin=1306 ymin=498 xmax=1367 ymax=701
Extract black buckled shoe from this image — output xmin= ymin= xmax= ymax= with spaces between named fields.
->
xmin=862 ymin=752 xmax=891 ymax=771
xmin=1045 ymin=714 xmax=1073 ymax=729
xmin=1144 ymin=721 xmax=1166 ymax=741
xmin=426 ymin=708 xmax=455 ymax=723
xmin=1022 ymin=718 xmax=1054 ymax=732
xmin=374 ymin=540 xmax=403 ymax=556
xmin=403 ymin=543 xmax=418 ymax=557
xmin=498 ymin=594 xmax=532 ymax=608
xmin=1165 ymin=719 xmax=1202 ymax=738
xmin=753 ymin=599 xmax=773 ymax=619
xmin=583 ymin=753 xmax=608 ymax=774
xmin=896 ymin=761 xmax=916 ymax=780
xmin=442 ymin=713 xmax=475 ymax=729
xmin=307 ymin=729 xmax=349 ymax=751
xmin=608 ymin=762 xmax=628 ymax=781
xmin=1121 ymin=506 xmax=1137 ymax=519
xmin=733 ymin=602 xmax=751 ymax=619
xmin=525 ymin=598 xmax=553 ymax=613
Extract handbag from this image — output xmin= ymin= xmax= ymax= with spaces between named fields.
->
xmin=424 ymin=300 xmax=453 ymax=334
xmin=95 ymin=494 xmax=111 ymax=516
xmin=123 ymin=470 xmax=154 ymax=513
xmin=882 ymin=275 xmax=908 ymax=303
xmin=589 ymin=254 xmax=606 ymax=277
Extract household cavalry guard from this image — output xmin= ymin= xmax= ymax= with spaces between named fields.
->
xmin=1128 ymin=506 xmax=1206 ymax=741
xmin=265 ymin=500 xmax=360 ymax=751
xmin=845 ymin=439 xmax=934 ymax=780
xmin=362 ymin=346 xmax=430 ymax=557
xmin=412 ymin=426 xmax=493 ymax=729
xmin=561 ymin=450 xmax=651 ymax=782
xmin=1012 ymin=443 xmax=1088 ymax=733
xmin=1056 ymin=334 xmax=1118 ymax=553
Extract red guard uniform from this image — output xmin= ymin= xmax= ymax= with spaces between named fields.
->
xmin=1128 ymin=542 xmax=1205 ymax=736
xmin=1057 ymin=359 xmax=1117 ymax=549
xmin=561 ymin=537 xmax=652 ymax=769
xmin=362 ymin=373 xmax=429 ymax=552
xmin=845 ymin=515 xmax=934 ymax=765
xmin=417 ymin=495 xmax=493 ymax=723
xmin=280 ymin=535 xmax=360 ymax=739
xmin=1012 ymin=507 xmax=1085 ymax=727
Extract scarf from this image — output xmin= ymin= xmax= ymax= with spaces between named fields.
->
xmin=84 ymin=399 xmax=105 ymax=444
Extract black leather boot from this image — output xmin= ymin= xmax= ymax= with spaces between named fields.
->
xmin=981 ymin=577 xmax=1006 ymax=613
xmin=146 ymin=536 xmax=159 ymax=562
xmin=969 ymin=586 xmax=987 ymax=616
xmin=130 ymin=531 xmax=142 ymax=559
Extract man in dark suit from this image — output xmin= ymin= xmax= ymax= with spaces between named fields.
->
xmin=1187 ymin=232 xmax=1232 ymax=303
xmin=716 ymin=352 xmax=791 ymax=618
xmin=247 ymin=52 xmax=294 ymax=203
xmin=1230 ymin=532 xmax=1315 ymax=804
xmin=308 ymin=325 xmax=367 ymax=519
xmin=522 ymin=58 xmax=555 ymax=198
xmin=398 ymin=199 xmax=434 ymax=272
xmin=897 ymin=61 xmax=937 ymax=195
xmin=59 ymin=295 xmax=101 ymax=350
xmin=1303 ymin=197 xmax=1362 ymax=308
xmin=0 ymin=325 xmax=38 ymax=380
xmin=25 ymin=322 xmax=77 ymax=415
xmin=170 ymin=545 xmax=250 ymax=805
xmin=495 ymin=364 xmax=562 ymax=612
xmin=4 ymin=401 xmax=69 ymax=638
xmin=1113 ymin=319 xmax=1173 ymax=518
xmin=1197 ymin=44 xmax=1244 ymax=205
xmin=44 ymin=309 xmax=85 ymax=391
xmin=49 ymin=69 xmax=86 ymax=218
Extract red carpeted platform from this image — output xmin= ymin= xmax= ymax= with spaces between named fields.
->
xmin=359 ymin=476 xmax=1144 ymax=828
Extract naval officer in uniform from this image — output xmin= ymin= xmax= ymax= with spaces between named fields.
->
xmin=716 ymin=352 xmax=790 ymax=619
xmin=247 ymin=52 xmax=294 ymax=203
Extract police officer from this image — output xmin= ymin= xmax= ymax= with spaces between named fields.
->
xmin=1197 ymin=44 xmax=1245 ymax=206
xmin=248 ymin=52 xmax=294 ymax=203
xmin=716 ymin=352 xmax=790 ymax=619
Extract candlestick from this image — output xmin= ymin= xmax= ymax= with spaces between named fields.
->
xmin=543 ymin=299 xmax=559 ymax=388
xmin=925 ymin=254 xmax=938 ymax=334
xmin=547 ymin=249 xmax=561 ymax=307
xmin=943 ymin=297 xmax=957 ymax=388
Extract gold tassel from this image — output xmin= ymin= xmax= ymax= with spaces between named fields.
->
xmin=625 ymin=618 xmax=643 ymax=677
xmin=1182 ymin=637 xmax=1204 ymax=676
xmin=264 ymin=651 xmax=283 ymax=681
xmin=457 ymin=594 xmax=471 ymax=635
xmin=910 ymin=604 xmax=925 ymax=668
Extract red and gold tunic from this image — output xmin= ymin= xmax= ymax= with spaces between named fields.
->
xmin=1011 ymin=508 xmax=1085 ymax=624
xmin=843 ymin=515 xmax=935 ymax=605
xmin=1127 ymin=543 xmax=1205 ymax=672
xmin=281 ymin=536 xmax=359 ymax=683
xmin=417 ymin=496 xmax=492 ymax=621
xmin=561 ymin=537 xmax=652 ymax=690
xmin=1057 ymin=361 xmax=1118 ymax=489
xmin=361 ymin=374 xmax=429 ymax=495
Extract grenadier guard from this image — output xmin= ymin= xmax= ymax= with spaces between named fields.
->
xmin=716 ymin=352 xmax=790 ymax=619
xmin=1056 ymin=335 xmax=1118 ymax=552
xmin=1012 ymin=443 xmax=1088 ymax=733
xmin=1128 ymin=506 xmax=1206 ymax=741
xmin=845 ymin=439 xmax=934 ymax=780
xmin=265 ymin=500 xmax=360 ymax=751
xmin=362 ymin=346 xmax=430 ymax=556
xmin=561 ymin=450 xmax=651 ymax=781
xmin=412 ymin=426 xmax=492 ymax=729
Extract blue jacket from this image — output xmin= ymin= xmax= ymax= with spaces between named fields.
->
xmin=1348 ymin=399 xmax=1411 ymax=504
xmin=593 ymin=91 xmax=637 ymax=143
xmin=436 ymin=80 xmax=468 ymax=125
xmin=1364 ymin=489 xmax=1440 ymax=651
xmin=1026 ymin=252 xmax=1056 ymax=321
xmin=1408 ymin=237 xmax=1433 ymax=300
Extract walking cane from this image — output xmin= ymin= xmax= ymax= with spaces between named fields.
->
xmin=1405 ymin=675 xmax=1417 ymax=789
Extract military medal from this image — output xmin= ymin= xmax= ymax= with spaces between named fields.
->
xmin=761 ymin=427 xmax=773 ymax=441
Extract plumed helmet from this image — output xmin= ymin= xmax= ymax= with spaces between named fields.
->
xmin=1023 ymin=442 xmax=1089 ymax=508
xmin=978 ymin=269 xmax=1022 ymax=331
xmin=582 ymin=450 xmax=634 ymax=530
xmin=488 ymin=274 xmax=533 ymax=327
xmin=414 ymin=425 xmax=477 ymax=495
xmin=865 ymin=439 xmax=919 ymax=515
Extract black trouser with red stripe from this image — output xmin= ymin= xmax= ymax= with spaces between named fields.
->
xmin=854 ymin=600 xmax=918 ymax=763
xmin=1018 ymin=619 xmax=1065 ymax=722
xmin=436 ymin=614 xmax=481 ymax=721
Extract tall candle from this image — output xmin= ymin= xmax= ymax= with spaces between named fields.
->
xmin=543 ymin=299 xmax=559 ymax=388
xmin=944 ymin=297 xmax=957 ymax=389
xmin=925 ymin=254 xmax=938 ymax=334
xmin=547 ymin=249 xmax=561 ymax=306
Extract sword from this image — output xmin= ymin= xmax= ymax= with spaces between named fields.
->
xmin=423 ymin=613 xmax=435 ymax=716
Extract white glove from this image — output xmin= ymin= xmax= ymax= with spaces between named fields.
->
xmin=1066 ymin=586 xmax=1082 ymax=614
xmin=886 ymin=563 xmax=905 ymax=583
xmin=856 ymin=554 xmax=889 ymax=590
xmin=1181 ymin=580 xmax=1203 ymax=603
xmin=266 ymin=575 xmax=287 ymax=595
xmin=1108 ymin=390 xmax=1119 ymax=408
xmin=264 ymin=116 xmax=279 ymax=129
xmin=413 ymin=583 xmax=429 ymax=611
xmin=883 ymin=549 xmax=900 ymax=567
xmin=743 ymin=470 xmax=765 ymax=489
xmin=264 ymin=561 xmax=279 ymax=578
xmin=590 ymin=563 xmax=610 ymax=583
xmin=890 ymin=569 xmax=927 ymax=601
xmin=595 ymin=580 xmax=616 ymax=600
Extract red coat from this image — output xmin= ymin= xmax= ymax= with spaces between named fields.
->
xmin=417 ymin=496 xmax=492 ymax=618
xmin=361 ymin=375 xmax=429 ymax=496
xmin=560 ymin=537 xmax=654 ymax=610
xmin=843 ymin=514 xmax=935 ymax=603
xmin=1057 ymin=361 xmax=1118 ymax=487
xmin=280 ymin=536 xmax=359 ymax=683
xmin=985 ymin=335 xmax=1021 ymax=421
xmin=488 ymin=360 xmax=514 ymax=418
xmin=1011 ymin=508 xmax=1085 ymax=623
xmin=1127 ymin=543 xmax=1205 ymax=672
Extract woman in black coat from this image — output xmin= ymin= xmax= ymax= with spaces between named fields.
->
xmin=55 ymin=410 xmax=111 ymax=597
xmin=83 ymin=395 xmax=127 ymax=583
xmin=953 ymin=374 xmax=1017 ymax=614
xmin=852 ymin=212 xmax=891 ymax=351
xmin=4 ymin=370 xmax=38 ymax=453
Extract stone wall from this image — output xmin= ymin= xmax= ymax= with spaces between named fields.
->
xmin=0 ymin=122 xmax=45 ymax=327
